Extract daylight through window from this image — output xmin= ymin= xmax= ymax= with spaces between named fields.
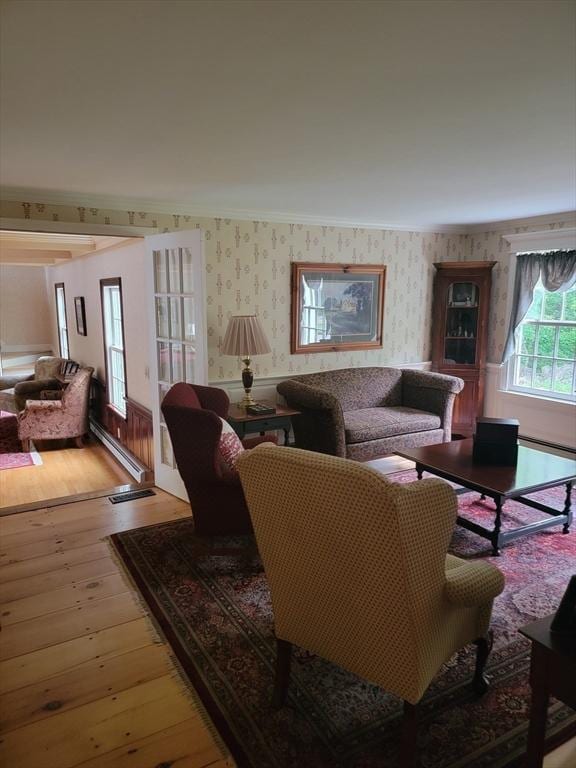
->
xmin=510 ymin=279 xmax=576 ymax=401
xmin=101 ymin=279 xmax=127 ymax=415
xmin=54 ymin=283 xmax=69 ymax=359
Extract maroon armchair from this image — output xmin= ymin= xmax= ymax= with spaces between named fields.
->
xmin=161 ymin=382 xmax=275 ymax=536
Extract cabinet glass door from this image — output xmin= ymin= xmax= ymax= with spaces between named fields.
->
xmin=444 ymin=282 xmax=479 ymax=365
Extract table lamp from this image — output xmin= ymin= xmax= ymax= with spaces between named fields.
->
xmin=221 ymin=315 xmax=271 ymax=408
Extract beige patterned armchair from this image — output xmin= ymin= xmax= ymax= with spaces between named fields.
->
xmin=237 ymin=445 xmax=505 ymax=767
xmin=0 ymin=356 xmax=66 ymax=413
xmin=18 ymin=367 xmax=94 ymax=451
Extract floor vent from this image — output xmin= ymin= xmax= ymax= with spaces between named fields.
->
xmin=109 ymin=489 xmax=156 ymax=504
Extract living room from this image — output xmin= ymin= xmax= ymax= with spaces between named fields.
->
xmin=0 ymin=1 xmax=575 ymax=767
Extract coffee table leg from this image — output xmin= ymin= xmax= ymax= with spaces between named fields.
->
xmin=491 ymin=495 xmax=503 ymax=556
xmin=416 ymin=463 xmax=423 ymax=480
xmin=562 ymin=482 xmax=572 ymax=534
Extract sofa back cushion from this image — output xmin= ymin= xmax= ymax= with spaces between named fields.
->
xmin=289 ymin=367 xmax=403 ymax=410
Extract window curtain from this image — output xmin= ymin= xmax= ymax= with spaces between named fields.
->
xmin=502 ymin=249 xmax=576 ymax=363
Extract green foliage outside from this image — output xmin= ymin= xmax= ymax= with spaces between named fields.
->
xmin=517 ymin=285 xmax=576 ymax=396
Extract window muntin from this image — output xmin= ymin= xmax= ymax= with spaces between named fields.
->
xmin=54 ymin=283 xmax=69 ymax=359
xmin=101 ymin=279 xmax=127 ymax=416
xmin=509 ymin=279 xmax=576 ymax=401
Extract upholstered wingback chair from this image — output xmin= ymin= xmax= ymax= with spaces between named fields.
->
xmin=18 ymin=367 xmax=94 ymax=451
xmin=161 ymin=383 xmax=276 ymax=536
xmin=237 ymin=445 xmax=505 ymax=767
xmin=0 ymin=356 xmax=66 ymax=414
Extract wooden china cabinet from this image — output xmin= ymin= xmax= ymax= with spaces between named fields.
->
xmin=431 ymin=261 xmax=496 ymax=437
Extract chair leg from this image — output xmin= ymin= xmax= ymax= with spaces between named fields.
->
xmin=473 ymin=630 xmax=494 ymax=695
xmin=272 ymin=638 xmax=292 ymax=709
xmin=74 ymin=435 xmax=84 ymax=448
xmin=400 ymin=700 xmax=418 ymax=768
xmin=21 ymin=438 xmax=31 ymax=452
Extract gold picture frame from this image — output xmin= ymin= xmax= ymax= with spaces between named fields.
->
xmin=291 ymin=262 xmax=386 ymax=354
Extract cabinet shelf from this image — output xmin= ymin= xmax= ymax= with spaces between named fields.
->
xmin=447 ymin=304 xmax=478 ymax=309
xmin=445 ymin=336 xmax=476 ymax=340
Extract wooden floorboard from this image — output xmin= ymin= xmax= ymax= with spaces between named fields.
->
xmin=0 ymin=486 xmax=229 ymax=768
xmin=0 ymin=436 xmax=133 ymax=510
xmin=0 ymin=447 xmax=572 ymax=768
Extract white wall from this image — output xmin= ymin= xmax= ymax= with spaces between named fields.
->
xmin=0 ymin=265 xmax=53 ymax=351
xmin=47 ymin=238 xmax=151 ymax=408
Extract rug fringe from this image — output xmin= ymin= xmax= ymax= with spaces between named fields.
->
xmin=106 ymin=534 xmax=230 ymax=762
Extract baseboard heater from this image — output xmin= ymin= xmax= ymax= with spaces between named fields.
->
xmin=109 ymin=489 xmax=156 ymax=504
xmin=89 ymin=418 xmax=149 ymax=482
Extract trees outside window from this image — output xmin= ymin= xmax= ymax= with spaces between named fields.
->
xmin=510 ymin=280 xmax=576 ymax=401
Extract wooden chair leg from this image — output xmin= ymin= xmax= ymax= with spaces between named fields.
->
xmin=400 ymin=700 xmax=418 ymax=768
xmin=74 ymin=435 xmax=84 ymax=448
xmin=272 ymin=638 xmax=292 ymax=709
xmin=473 ymin=630 xmax=494 ymax=695
xmin=21 ymin=438 xmax=31 ymax=452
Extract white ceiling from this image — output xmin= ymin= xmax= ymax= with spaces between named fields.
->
xmin=1 ymin=0 xmax=574 ymax=228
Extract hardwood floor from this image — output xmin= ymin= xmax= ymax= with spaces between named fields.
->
xmin=0 ymin=436 xmax=132 ymax=509
xmin=0 ymin=488 xmax=231 ymax=768
xmin=0 ymin=450 xmax=573 ymax=767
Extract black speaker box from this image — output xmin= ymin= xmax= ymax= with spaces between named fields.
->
xmin=475 ymin=417 xmax=519 ymax=444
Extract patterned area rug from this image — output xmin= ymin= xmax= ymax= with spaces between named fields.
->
xmin=111 ymin=474 xmax=576 ymax=768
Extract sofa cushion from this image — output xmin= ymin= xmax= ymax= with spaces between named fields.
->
xmin=343 ymin=406 xmax=441 ymax=443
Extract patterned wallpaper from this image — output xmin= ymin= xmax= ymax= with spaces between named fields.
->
xmin=0 ymin=199 xmax=470 ymax=380
xmin=469 ymin=215 xmax=576 ymax=362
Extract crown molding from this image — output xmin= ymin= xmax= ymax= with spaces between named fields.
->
xmin=465 ymin=211 xmax=576 ymax=234
xmin=2 ymin=187 xmax=574 ymax=236
xmin=0 ymin=187 xmax=468 ymax=234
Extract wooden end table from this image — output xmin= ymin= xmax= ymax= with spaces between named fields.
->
xmin=396 ymin=439 xmax=575 ymax=555
xmin=519 ymin=614 xmax=576 ymax=768
xmin=227 ymin=403 xmax=300 ymax=446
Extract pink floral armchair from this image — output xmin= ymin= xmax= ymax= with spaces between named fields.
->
xmin=18 ymin=367 xmax=94 ymax=451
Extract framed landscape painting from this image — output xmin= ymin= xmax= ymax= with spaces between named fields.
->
xmin=291 ymin=262 xmax=386 ymax=354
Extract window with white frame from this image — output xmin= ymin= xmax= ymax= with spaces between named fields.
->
xmin=54 ymin=282 xmax=69 ymax=359
xmin=101 ymin=279 xmax=127 ymax=415
xmin=509 ymin=279 xmax=576 ymax=401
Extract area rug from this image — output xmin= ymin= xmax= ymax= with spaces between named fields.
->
xmin=110 ymin=475 xmax=576 ymax=768
xmin=0 ymin=451 xmax=43 ymax=471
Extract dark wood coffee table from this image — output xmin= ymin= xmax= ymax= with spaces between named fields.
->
xmin=396 ymin=439 xmax=575 ymax=555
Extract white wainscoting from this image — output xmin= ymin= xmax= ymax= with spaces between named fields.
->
xmin=484 ymin=363 xmax=576 ymax=450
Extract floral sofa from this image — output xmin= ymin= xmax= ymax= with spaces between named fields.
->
xmin=277 ymin=367 xmax=464 ymax=461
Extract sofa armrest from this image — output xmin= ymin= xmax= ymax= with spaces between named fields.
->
xmin=402 ymin=369 xmax=464 ymax=395
xmin=276 ymin=380 xmax=346 ymax=456
xmin=0 ymin=373 xmax=34 ymax=390
xmin=444 ymin=558 xmax=505 ymax=607
xmin=402 ymin=370 xmax=464 ymax=440
xmin=14 ymin=378 xmax=62 ymax=396
xmin=23 ymin=399 xmax=63 ymax=412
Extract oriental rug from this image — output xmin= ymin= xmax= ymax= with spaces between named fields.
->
xmin=111 ymin=476 xmax=576 ymax=768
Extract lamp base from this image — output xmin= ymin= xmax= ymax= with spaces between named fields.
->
xmin=238 ymin=357 xmax=256 ymax=409
xmin=238 ymin=392 xmax=257 ymax=409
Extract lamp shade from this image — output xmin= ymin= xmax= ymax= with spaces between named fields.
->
xmin=221 ymin=315 xmax=271 ymax=357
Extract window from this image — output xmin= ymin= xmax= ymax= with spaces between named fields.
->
xmin=54 ymin=283 xmax=69 ymax=359
xmin=100 ymin=278 xmax=127 ymax=416
xmin=509 ymin=279 xmax=576 ymax=401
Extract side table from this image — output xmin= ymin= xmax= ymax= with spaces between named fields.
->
xmin=519 ymin=614 xmax=576 ymax=768
xmin=227 ymin=403 xmax=300 ymax=446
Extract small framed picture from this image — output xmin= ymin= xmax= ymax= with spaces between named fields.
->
xmin=74 ymin=296 xmax=87 ymax=336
